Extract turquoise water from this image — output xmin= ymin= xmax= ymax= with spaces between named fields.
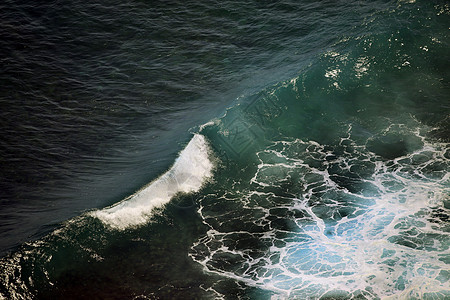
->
xmin=1 ymin=0 xmax=449 ymax=299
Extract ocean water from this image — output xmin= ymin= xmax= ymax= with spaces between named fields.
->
xmin=0 ymin=0 xmax=449 ymax=299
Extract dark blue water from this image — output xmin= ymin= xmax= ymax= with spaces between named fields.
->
xmin=1 ymin=0 xmax=449 ymax=299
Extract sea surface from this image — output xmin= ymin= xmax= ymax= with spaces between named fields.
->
xmin=0 ymin=0 xmax=449 ymax=299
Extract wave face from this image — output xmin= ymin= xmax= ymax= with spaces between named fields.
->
xmin=0 ymin=0 xmax=448 ymax=299
xmin=92 ymin=134 xmax=214 ymax=229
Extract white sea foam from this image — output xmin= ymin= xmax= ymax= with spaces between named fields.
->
xmin=92 ymin=134 xmax=214 ymax=230
xmin=191 ymin=125 xmax=450 ymax=299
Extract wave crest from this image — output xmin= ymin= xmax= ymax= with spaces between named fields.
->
xmin=92 ymin=134 xmax=214 ymax=229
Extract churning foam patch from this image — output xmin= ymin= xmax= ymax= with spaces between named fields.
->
xmin=92 ymin=134 xmax=214 ymax=230
xmin=190 ymin=125 xmax=450 ymax=299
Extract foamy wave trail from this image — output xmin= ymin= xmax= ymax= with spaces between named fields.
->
xmin=192 ymin=122 xmax=449 ymax=299
xmin=92 ymin=134 xmax=214 ymax=229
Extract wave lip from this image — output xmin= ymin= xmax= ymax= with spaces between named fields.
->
xmin=92 ymin=134 xmax=214 ymax=230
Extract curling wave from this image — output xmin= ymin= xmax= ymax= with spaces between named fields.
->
xmin=92 ymin=134 xmax=214 ymax=229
